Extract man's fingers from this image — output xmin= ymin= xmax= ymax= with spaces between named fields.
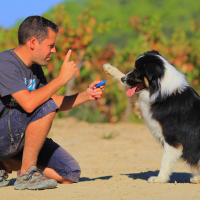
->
xmin=65 ymin=49 xmax=72 ymax=62
xmin=69 ymin=60 xmax=75 ymax=64
xmin=89 ymin=80 xmax=101 ymax=88
xmin=72 ymin=62 xmax=76 ymax=67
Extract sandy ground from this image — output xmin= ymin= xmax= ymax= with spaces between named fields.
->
xmin=1 ymin=117 xmax=200 ymax=200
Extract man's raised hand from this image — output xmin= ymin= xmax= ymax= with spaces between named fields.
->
xmin=58 ymin=50 xmax=78 ymax=84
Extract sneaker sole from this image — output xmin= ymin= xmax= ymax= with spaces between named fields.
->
xmin=14 ymin=181 xmax=57 ymax=190
xmin=0 ymin=180 xmax=9 ymax=187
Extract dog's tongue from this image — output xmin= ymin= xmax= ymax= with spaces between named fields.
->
xmin=126 ymin=87 xmax=137 ymax=97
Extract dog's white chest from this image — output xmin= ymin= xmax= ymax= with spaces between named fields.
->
xmin=138 ymin=91 xmax=164 ymax=144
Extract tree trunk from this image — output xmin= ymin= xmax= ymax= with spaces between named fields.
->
xmin=65 ymin=54 xmax=83 ymax=116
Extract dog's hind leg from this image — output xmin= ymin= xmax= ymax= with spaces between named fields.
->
xmin=190 ymin=175 xmax=200 ymax=184
xmin=148 ymin=142 xmax=182 ymax=183
xmin=190 ymin=164 xmax=200 ymax=183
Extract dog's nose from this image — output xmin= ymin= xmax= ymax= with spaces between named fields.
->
xmin=121 ymin=76 xmax=126 ymax=82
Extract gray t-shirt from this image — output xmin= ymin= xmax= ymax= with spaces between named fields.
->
xmin=0 ymin=49 xmax=47 ymax=117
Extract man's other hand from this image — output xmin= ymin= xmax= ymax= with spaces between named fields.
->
xmin=85 ymin=80 xmax=105 ymax=101
xmin=58 ymin=50 xmax=78 ymax=84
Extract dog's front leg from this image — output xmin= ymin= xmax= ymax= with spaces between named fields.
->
xmin=103 ymin=63 xmax=141 ymax=118
xmin=148 ymin=142 xmax=182 ymax=183
xmin=103 ymin=63 xmax=128 ymax=89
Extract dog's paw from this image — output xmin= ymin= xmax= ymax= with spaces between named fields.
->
xmin=190 ymin=176 xmax=200 ymax=184
xmin=148 ymin=176 xmax=168 ymax=183
xmin=103 ymin=63 xmax=115 ymax=75
xmin=103 ymin=63 xmax=124 ymax=81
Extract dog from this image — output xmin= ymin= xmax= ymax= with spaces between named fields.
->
xmin=103 ymin=50 xmax=200 ymax=183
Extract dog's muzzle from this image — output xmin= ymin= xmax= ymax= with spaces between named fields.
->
xmin=121 ymin=76 xmax=126 ymax=83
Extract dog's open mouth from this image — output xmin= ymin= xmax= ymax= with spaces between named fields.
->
xmin=126 ymin=83 xmax=146 ymax=97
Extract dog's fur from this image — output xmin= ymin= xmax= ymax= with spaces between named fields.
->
xmin=103 ymin=50 xmax=200 ymax=183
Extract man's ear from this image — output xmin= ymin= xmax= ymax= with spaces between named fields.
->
xmin=29 ymin=38 xmax=37 ymax=50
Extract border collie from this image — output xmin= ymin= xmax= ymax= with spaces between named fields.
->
xmin=103 ymin=50 xmax=200 ymax=183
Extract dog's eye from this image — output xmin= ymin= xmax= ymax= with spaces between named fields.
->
xmin=155 ymin=73 xmax=158 ymax=77
xmin=134 ymin=70 xmax=140 ymax=77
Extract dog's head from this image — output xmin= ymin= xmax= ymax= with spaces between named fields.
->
xmin=121 ymin=50 xmax=188 ymax=102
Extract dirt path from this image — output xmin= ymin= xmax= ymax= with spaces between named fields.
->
xmin=1 ymin=117 xmax=200 ymax=200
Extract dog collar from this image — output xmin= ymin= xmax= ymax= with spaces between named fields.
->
xmin=173 ymin=87 xmax=181 ymax=95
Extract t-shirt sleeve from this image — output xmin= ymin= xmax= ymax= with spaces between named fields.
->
xmin=0 ymin=60 xmax=27 ymax=97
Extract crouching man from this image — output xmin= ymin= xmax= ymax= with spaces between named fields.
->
xmin=0 ymin=15 xmax=104 ymax=190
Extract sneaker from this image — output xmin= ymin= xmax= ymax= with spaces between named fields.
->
xmin=14 ymin=166 xmax=57 ymax=190
xmin=0 ymin=163 xmax=9 ymax=187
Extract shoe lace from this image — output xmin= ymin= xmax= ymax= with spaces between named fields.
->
xmin=0 ymin=171 xmax=8 ymax=182
xmin=27 ymin=168 xmax=46 ymax=180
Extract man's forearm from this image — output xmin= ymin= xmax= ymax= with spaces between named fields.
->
xmin=12 ymin=76 xmax=65 ymax=113
xmin=29 ymin=77 xmax=66 ymax=107
xmin=52 ymin=91 xmax=89 ymax=112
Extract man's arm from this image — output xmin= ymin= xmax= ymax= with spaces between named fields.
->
xmin=52 ymin=81 xmax=104 ymax=112
xmin=11 ymin=50 xmax=78 ymax=113
xmin=12 ymin=77 xmax=65 ymax=113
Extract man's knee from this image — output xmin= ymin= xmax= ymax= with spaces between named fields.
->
xmin=45 ymin=110 xmax=56 ymax=121
xmin=70 ymin=169 xmax=81 ymax=182
xmin=59 ymin=160 xmax=81 ymax=183
xmin=27 ymin=110 xmax=56 ymax=129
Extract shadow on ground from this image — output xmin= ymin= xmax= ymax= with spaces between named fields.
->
xmin=122 ymin=171 xmax=192 ymax=183
xmin=8 ymin=175 xmax=112 ymax=185
xmin=79 ymin=175 xmax=113 ymax=182
xmin=6 ymin=178 xmax=16 ymax=186
xmin=8 ymin=172 xmax=191 ymax=185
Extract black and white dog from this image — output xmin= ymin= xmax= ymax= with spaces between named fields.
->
xmin=103 ymin=50 xmax=200 ymax=183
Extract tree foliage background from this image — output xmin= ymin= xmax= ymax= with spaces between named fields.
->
xmin=1 ymin=0 xmax=200 ymax=123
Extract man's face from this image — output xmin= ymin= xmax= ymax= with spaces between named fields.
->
xmin=33 ymin=28 xmax=57 ymax=66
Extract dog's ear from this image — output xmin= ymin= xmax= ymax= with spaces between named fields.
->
xmin=146 ymin=63 xmax=161 ymax=81
xmin=146 ymin=63 xmax=162 ymax=96
xmin=149 ymin=78 xmax=160 ymax=96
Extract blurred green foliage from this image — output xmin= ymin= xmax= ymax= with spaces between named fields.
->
xmin=52 ymin=0 xmax=200 ymax=48
xmin=1 ymin=0 xmax=200 ymax=123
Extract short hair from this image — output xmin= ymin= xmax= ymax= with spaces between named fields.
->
xmin=18 ymin=15 xmax=58 ymax=45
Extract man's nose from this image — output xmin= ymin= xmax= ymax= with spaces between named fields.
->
xmin=51 ymin=46 xmax=56 ymax=53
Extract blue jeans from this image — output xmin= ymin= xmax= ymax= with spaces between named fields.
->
xmin=0 ymin=99 xmax=81 ymax=182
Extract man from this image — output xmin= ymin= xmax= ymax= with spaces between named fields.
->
xmin=0 ymin=16 xmax=104 ymax=190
